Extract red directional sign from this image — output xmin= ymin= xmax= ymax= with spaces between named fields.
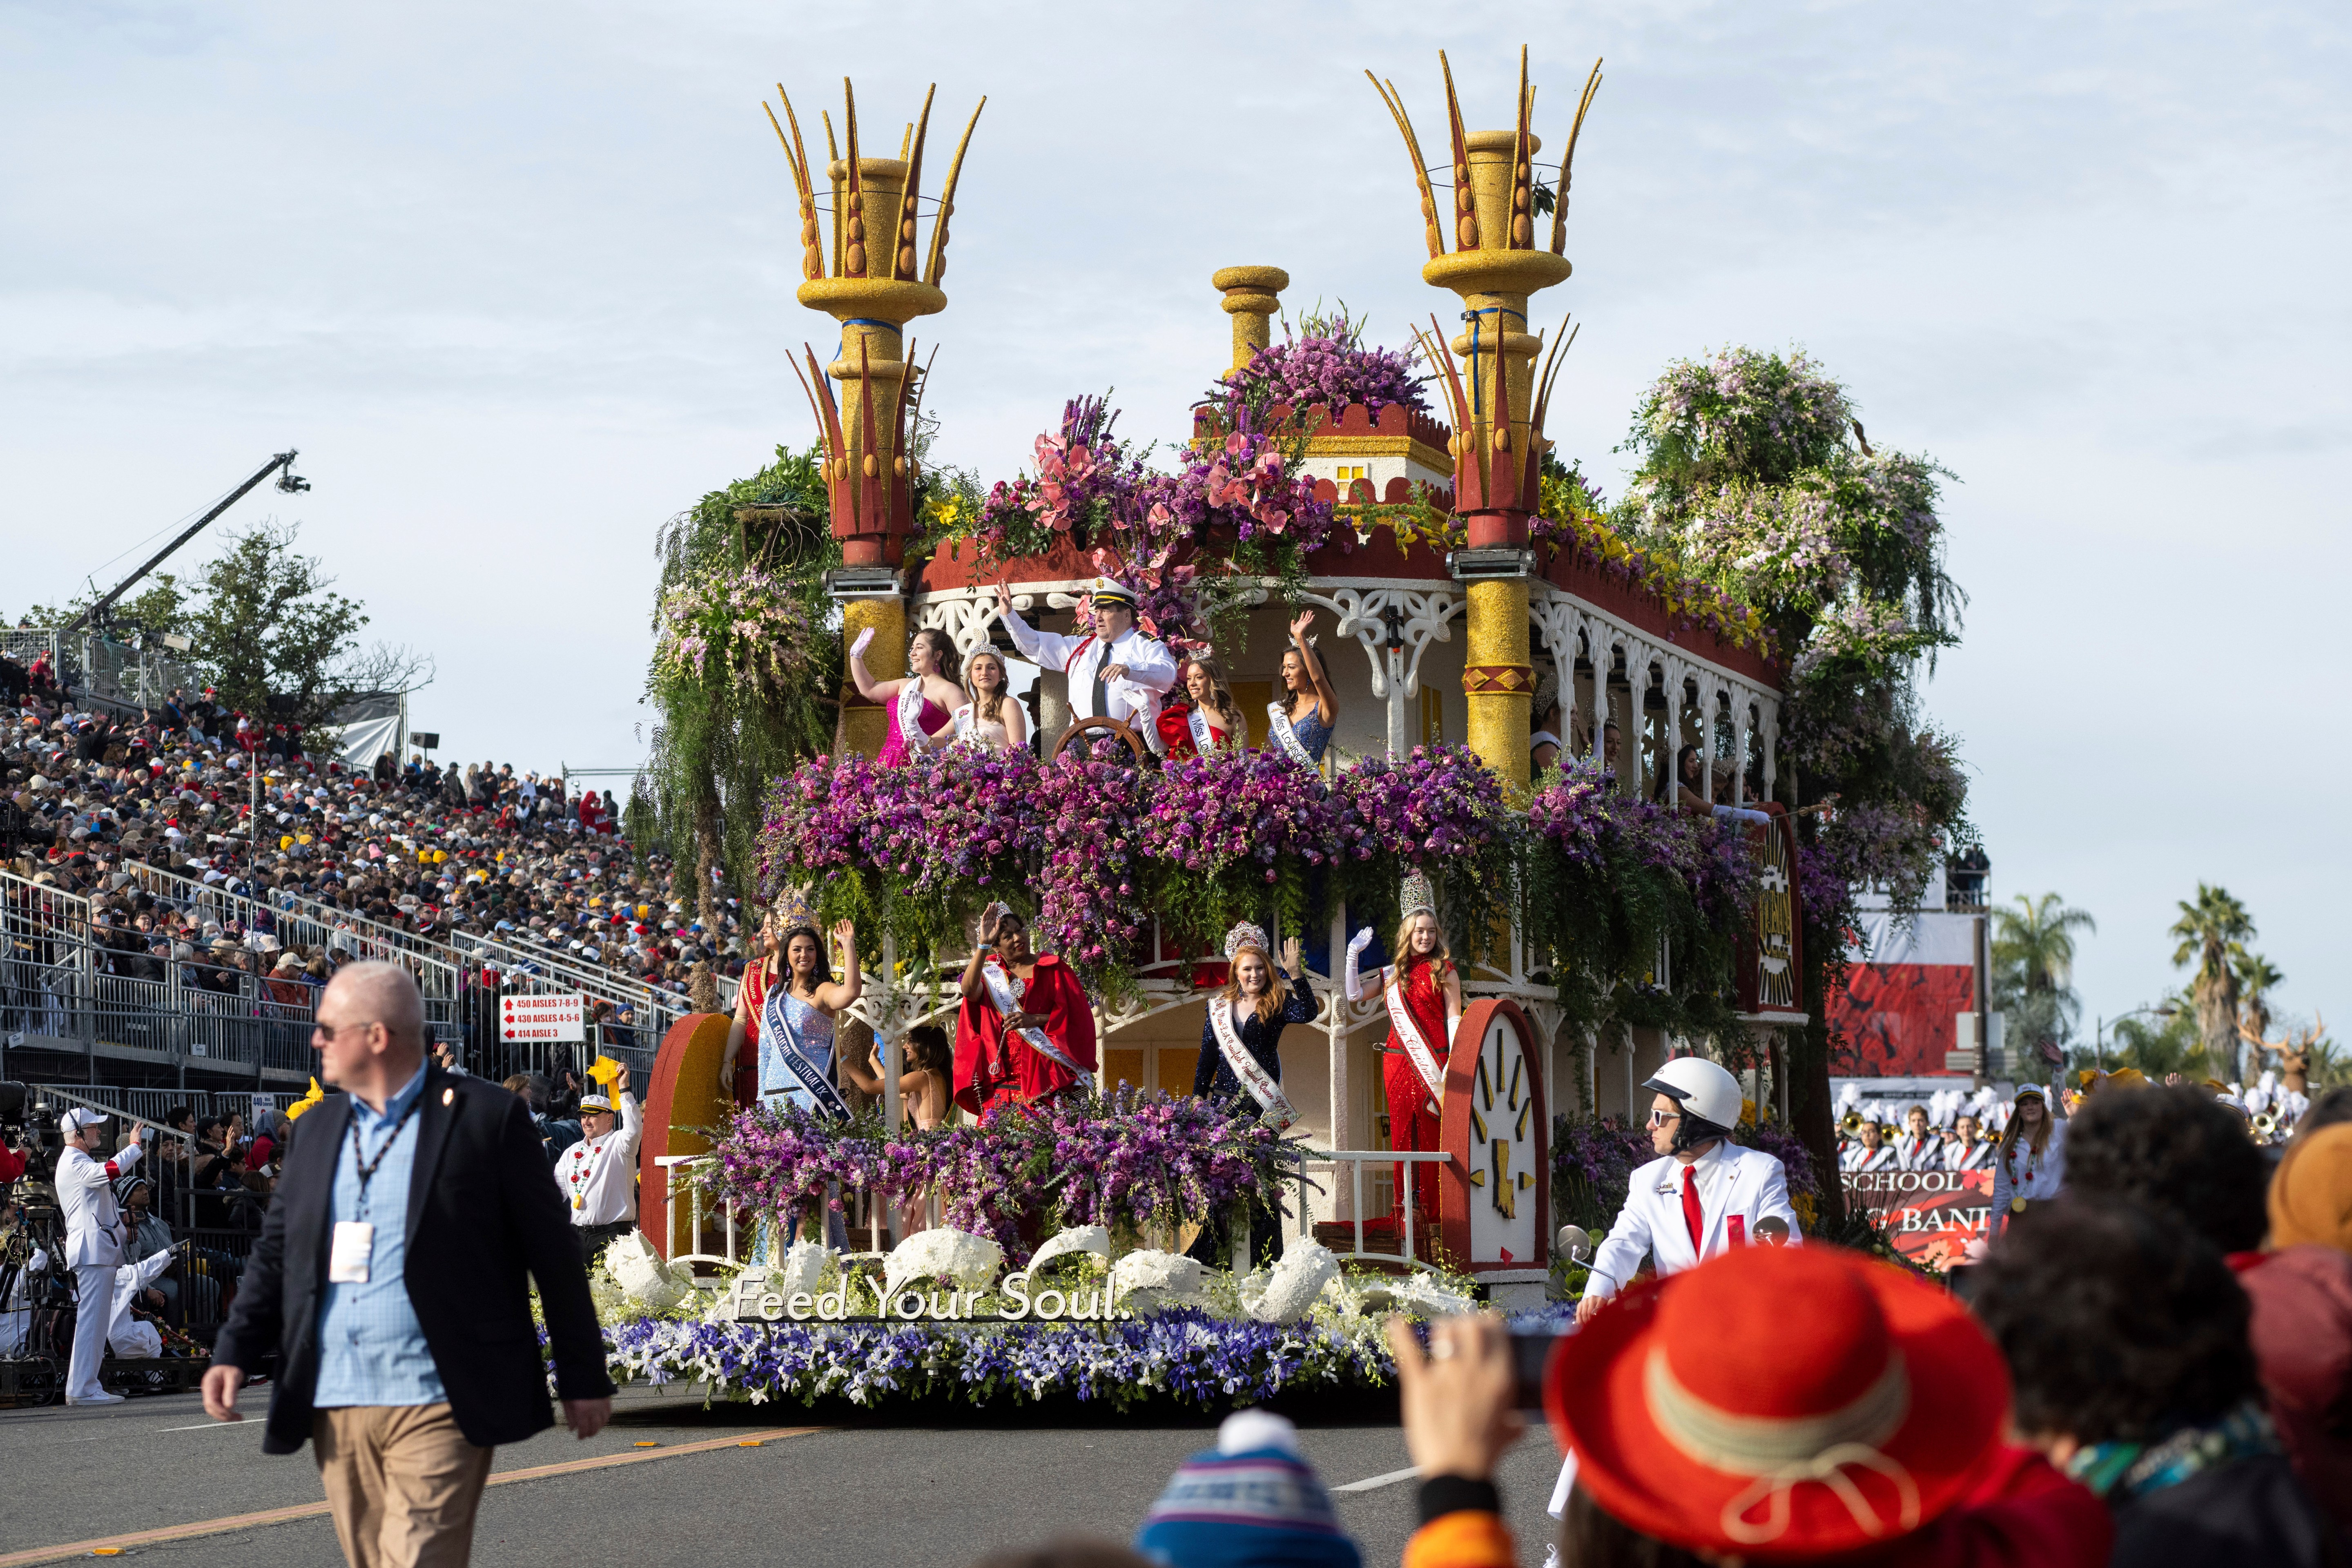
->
xmin=501 ymin=991 xmax=584 ymax=1043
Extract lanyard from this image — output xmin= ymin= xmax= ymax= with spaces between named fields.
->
xmin=348 ymin=1092 xmax=423 ymax=1222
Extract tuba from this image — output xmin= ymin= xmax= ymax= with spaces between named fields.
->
xmin=1839 ymin=1109 xmax=1865 ymax=1135
xmin=2251 ymin=1111 xmax=2278 ymax=1140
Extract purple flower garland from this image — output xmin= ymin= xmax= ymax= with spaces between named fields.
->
xmin=707 ymin=1091 xmax=1293 ymax=1261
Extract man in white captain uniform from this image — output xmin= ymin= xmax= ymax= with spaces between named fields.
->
xmin=993 ymin=578 xmax=1179 ymax=753
xmin=553 ymin=1079 xmax=640 ymax=1268
xmin=1547 ymin=1057 xmax=1801 ymax=1542
xmin=57 ymin=1106 xmax=145 ymax=1404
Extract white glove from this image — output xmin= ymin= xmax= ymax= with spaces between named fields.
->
xmin=849 ymin=627 xmax=876 ymax=660
xmin=1343 ymin=928 xmax=1374 ymax=1002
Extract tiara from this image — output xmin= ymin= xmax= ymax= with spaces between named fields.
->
xmin=772 ymin=886 xmax=817 ymax=930
xmin=1224 ymin=921 xmax=1270 ymax=959
xmin=1400 ymin=869 xmax=1438 ymax=920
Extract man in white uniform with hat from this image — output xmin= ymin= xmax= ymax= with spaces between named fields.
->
xmin=553 ymin=1068 xmax=640 ymax=1268
xmin=56 ymin=1106 xmax=146 ymax=1404
xmin=1547 ymin=1057 xmax=1802 ymax=1545
xmin=993 ymin=578 xmax=1178 ymax=752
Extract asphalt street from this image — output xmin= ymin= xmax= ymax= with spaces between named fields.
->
xmin=0 ymin=1384 xmax=1570 ymax=1566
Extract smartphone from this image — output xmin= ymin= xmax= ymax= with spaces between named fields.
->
xmin=1509 ymin=1325 xmax=1567 ymax=1414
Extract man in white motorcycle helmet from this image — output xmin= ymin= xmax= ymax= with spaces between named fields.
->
xmin=1545 ymin=1055 xmax=1804 ymax=1548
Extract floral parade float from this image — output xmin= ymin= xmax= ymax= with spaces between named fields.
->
xmin=605 ymin=43 xmax=1981 ymax=1412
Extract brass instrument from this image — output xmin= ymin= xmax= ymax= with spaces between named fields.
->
xmin=2251 ymin=1112 xmax=2278 ymax=1140
xmin=1838 ymin=1109 xmax=1865 ymax=1134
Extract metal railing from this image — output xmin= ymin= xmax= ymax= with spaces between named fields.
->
xmin=2 ymin=627 xmax=200 ymax=716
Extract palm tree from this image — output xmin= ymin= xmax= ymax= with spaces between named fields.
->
xmin=2169 ymin=885 xmax=2255 ymax=1082
xmin=1991 ymin=892 xmax=2096 ymax=1058
xmin=2230 ymin=945 xmax=2283 ymax=1045
xmin=2113 ymin=999 xmax=2206 ymax=1081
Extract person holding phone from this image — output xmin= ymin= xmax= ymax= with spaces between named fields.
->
xmin=57 ymin=1106 xmax=145 ymax=1404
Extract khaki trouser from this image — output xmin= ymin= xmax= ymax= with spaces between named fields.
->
xmin=313 ymin=1404 xmax=494 ymax=1568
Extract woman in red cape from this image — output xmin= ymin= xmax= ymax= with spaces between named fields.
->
xmin=953 ymin=906 xmax=1097 ymax=1120
xmin=1345 ymin=877 xmax=1462 ymax=1230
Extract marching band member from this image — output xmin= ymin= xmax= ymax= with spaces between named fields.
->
xmin=1157 ymin=653 xmax=1247 ymax=759
xmin=1548 ymin=1055 xmax=1801 ymax=1541
xmin=951 ymin=646 xmax=1029 ymax=754
xmin=1944 ymin=1111 xmax=1995 ymax=1171
xmin=1268 ymin=610 xmax=1338 ymax=766
xmin=1894 ymin=1103 xmax=1941 ymax=1171
xmin=994 ymin=578 xmax=1178 ymax=751
xmin=954 ymin=904 xmax=1098 ymax=1118
xmin=1344 ymin=872 xmax=1462 ymax=1229
xmin=1841 ymin=1117 xmax=1898 ymax=1173
xmin=554 ymin=1061 xmax=640 ymax=1267
xmin=1989 ymin=1083 xmax=2069 ymax=1231
xmin=849 ymin=625 xmax=964 ymax=766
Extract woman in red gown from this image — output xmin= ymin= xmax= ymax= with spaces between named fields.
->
xmin=1345 ymin=888 xmax=1463 ymax=1231
xmin=952 ymin=906 xmax=1097 ymax=1119
xmin=1155 ymin=654 xmax=1247 ymax=760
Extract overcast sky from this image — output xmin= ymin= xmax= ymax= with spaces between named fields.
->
xmin=6 ymin=2 xmax=2346 ymax=1046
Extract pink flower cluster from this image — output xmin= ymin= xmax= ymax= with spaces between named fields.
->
xmin=1137 ymin=748 xmax=1348 ymax=881
xmin=1030 ymin=743 xmax=1150 ymax=969
xmin=1333 ymin=744 xmax=1508 ymax=865
xmin=706 ymin=1090 xmax=1291 ymax=1262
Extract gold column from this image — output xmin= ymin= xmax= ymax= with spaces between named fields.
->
xmin=1212 ymin=265 xmax=1290 ymax=374
xmin=837 ymin=597 xmax=903 ymax=759
xmin=768 ymin=80 xmax=985 ymax=762
xmin=1371 ymin=49 xmax=1596 ymax=792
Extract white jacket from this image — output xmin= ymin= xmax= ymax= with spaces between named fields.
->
xmin=57 ymin=1142 xmax=140 ymax=1268
xmin=554 ymin=1092 xmax=642 ymax=1227
xmin=1001 ymin=609 xmax=1178 ymax=749
xmin=1990 ymin=1119 xmax=2069 ymax=1215
xmin=1893 ymin=1133 xmax=1942 ymax=1173
xmin=1585 ymin=1141 xmax=1801 ymax=1302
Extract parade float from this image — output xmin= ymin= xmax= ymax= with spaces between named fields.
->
xmin=607 ymin=47 xmax=1846 ymax=1411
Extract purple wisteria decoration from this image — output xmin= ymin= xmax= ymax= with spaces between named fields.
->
xmin=1335 ymin=743 xmax=1508 ymax=866
xmin=706 ymin=1091 xmax=1295 ymax=1261
xmin=1213 ymin=308 xmax=1430 ymax=417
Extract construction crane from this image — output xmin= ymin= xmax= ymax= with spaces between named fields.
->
xmin=60 ymin=449 xmax=311 ymax=636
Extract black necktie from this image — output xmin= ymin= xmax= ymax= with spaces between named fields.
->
xmin=1090 ymin=642 xmax=1110 ymax=718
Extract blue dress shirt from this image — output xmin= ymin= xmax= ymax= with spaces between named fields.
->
xmin=312 ymin=1063 xmax=448 ymax=1408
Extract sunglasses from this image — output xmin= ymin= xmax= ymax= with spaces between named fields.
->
xmin=312 ymin=1019 xmax=383 ymax=1042
xmin=1647 ymin=1108 xmax=1682 ymax=1129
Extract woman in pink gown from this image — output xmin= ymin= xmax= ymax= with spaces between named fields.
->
xmin=850 ymin=625 xmax=963 ymax=765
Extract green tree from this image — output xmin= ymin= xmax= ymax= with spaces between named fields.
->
xmin=1991 ymin=892 xmax=2097 ymax=1058
xmin=2111 ymin=998 xmax=2206 ymax=1081
xmin=2169 ymin=884 xmax=2255 ymax=1082
xmin=2229 ymin=945 xmax=2283 ymax=1048
xmin=640 ymin=444 xmax=842 ymax=930
xmin=9 ymin=574 xmax=191 ymax=640
xmin=181 ymin=522 xmax=370 ymax=726
xmin=1613 ymin=346 xmax=1971 ymax=1221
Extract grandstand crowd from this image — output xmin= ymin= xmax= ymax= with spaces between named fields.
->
xmin=0 ymin=685 xmax=749 ymax=1010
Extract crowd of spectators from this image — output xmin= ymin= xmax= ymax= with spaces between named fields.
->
xmin=971 ymin=1084 xmax=2352 ymax=1568
xmin=2 ymin=686 xmax=751 ymax=1017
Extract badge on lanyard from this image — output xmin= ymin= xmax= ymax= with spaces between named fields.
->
xmin=329 ymin=1220 xmax=375 ymax=1284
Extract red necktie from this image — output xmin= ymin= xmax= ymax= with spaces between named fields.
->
xmin=1681 ymin=1165 xmax=1705 ymax=1259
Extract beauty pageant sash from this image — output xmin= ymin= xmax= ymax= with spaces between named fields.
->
xmin=1385 ymin=968 xmax=1446 ymax=1104
xmin=760 ymin=982 xmax=851 ymax=1120
xmin=1209 ymin=995 xmax=1298 ymax=1129
xmin=981 ymin=957 xmax=1088 ymax=1079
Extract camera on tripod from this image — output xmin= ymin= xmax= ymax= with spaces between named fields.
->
xmin=0 ymin=1082 xmax=63 ymax=1187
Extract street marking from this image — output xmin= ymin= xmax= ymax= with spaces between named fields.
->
xmin=1333 ymin=1464 xmax=1422 ymax=1492
xmin=0 ymin=1426 xmax=823 ymax=1566
xmin=157 ymin=1420 xmax=251 ymax=1432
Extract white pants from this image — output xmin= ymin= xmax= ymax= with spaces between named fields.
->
xmin=69 ymin=1265 xmax=117 ymax=1400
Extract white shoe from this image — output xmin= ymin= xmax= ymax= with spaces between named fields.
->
xmin=65 ymin=1392 xmax=125 ymax=1405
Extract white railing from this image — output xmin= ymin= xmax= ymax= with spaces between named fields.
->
xmin=655 ymin=1153 xmax=742 ymax=1274
xmin=1297 ymin=1149 xmax=1451 ymax=1270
